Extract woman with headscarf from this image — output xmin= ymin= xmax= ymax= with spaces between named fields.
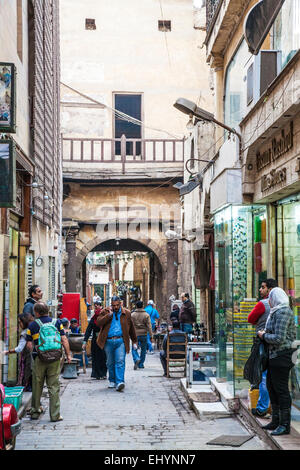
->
xmin=258 ymin=287 xmax=296 ymax=436
xmin=82 ymin=301 xmax=107 ymax=380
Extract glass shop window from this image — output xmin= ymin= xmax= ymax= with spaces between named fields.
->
xmin=272 ymin=0 xmax=300 ymax=71
xmin=224 ymin=39 xmax=252 ymax=130
xmin=253 ymin=209 xmax=268 ymax=299
xmin=276 ymin=197 xmax=300 ymax=409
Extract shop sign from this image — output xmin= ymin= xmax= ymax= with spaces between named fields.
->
xmin=261 ymin=167 xmax=286 ymax=192
xmin=256 ymin=121 xmax=293 ymax=172
xmin=0 ymin=63 xmax=16 ymax=133
xmin=0 ymin=139 xmax=16 ymax=207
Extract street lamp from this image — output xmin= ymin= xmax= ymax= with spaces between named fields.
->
xmin=174 ymin=98 xmax=241 ymax=139
xmin=173 ymin=173 xmax=203 ymax=196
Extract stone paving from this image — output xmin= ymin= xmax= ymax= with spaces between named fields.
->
xmin=15 ymin=351 xmax=270 ymax=450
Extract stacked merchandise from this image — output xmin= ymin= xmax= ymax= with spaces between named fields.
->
xmin=233 ymin=300 xmax=256 ymax=381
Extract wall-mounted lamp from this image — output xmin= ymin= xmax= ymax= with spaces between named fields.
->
xmin=173 ymin=173 xmax=203 ymax=196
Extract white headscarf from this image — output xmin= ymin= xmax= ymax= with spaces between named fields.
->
xmin=268 ymin=287 xmax=289 ymax=314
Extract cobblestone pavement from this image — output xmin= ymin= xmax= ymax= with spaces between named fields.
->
xmin=15 ymin=352 xmax=270 ymax=450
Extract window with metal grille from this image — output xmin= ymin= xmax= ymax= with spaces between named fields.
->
xmin=26 ymin=252 xmax=34 ymax=293
xmin=158 ymin=20 xmax=171 ymax=32
xmin=85 ymin=18 xmax=96 ymax=30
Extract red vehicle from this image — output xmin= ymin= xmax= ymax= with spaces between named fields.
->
xmin=0 ymin=385 xmax=21 ymax=451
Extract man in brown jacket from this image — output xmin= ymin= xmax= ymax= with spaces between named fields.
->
xmin=131 ymin=300 xmax=153 ymax=370
xmin=96 ymin=296 xmax=137 ymax=391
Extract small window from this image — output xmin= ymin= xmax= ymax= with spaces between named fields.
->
xmin=85 ymin=18 xmax=96 ymax=30
xmin=158 ymin=20 xmax=171 ymax=32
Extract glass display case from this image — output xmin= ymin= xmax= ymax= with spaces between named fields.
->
xmin=214 ymin=205 xmax=267 ymax=396
xmin=186 ymin=342 xmax=217 ymax=388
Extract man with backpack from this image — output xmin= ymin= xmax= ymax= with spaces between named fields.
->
xmin=26 ymin=302 xmax=72 ymax=422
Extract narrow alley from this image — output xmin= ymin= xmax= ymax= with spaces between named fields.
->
xmin=15 ymin=353 xmax=268 ymax=451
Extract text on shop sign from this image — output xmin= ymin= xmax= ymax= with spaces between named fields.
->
xmin=256 ymin=121 xmax=293 ymax=172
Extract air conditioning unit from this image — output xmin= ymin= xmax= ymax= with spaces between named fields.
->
xmin=246 ymin=50 xmax=281 ymax=107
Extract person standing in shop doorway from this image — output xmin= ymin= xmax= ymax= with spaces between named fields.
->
xmin=258 ymin=287 xmax=296 ymax=436
xmin=96 ymin=296 xmax=137 ymax=392
xmin=179 ymin=293 xmax=196 ymax=336
xmin=23 ymin=285 xmax=43 ymax=316
xmin=248 ymin=278 xmax=278 ymax=417
xmin=145 ymin=300 xmax=160 ymax=354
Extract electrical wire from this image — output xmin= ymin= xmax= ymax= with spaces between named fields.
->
xmin=61 ymin=81 xmax=182 ymax=139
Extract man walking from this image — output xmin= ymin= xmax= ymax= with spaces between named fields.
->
xmin=26 ymin=302 xmax=72 ymax=422
xmin=131 ymin=300 xmax=153 ymax=370
xmin=179 ymin=293 xmax=196 ymax=335
xmin=23 ymin=285 xmax=43 ymax=316
xmin=145 ymin=300 xmax=160 ymax=354
xmin=248 ymin=278 xmax=278 ymax=417
xmin=96 ymin=296 xmax=137 ymax=392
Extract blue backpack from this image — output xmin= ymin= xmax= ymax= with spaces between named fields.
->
xmin=36 ymin=319 xmax=62 ymax=363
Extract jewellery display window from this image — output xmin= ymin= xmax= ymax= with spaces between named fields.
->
xmin=214 ymin=205 xmax=267 ymax=396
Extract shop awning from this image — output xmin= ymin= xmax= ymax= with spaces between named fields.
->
xmin=244 ymin=0 xmax=285 ymax=55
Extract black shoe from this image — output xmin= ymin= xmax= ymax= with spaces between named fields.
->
xmin=252 ymin=408 xmax=268 ymax=417
xmin=271 ymin=425 xmax=290 ymax=436
xmin=271 ymin=408 xmax=291 ymax=436
xmin=262 ymin=404 xmax=280 ymax=430
xmin=134 ymin=360 xmax=140 ymax=370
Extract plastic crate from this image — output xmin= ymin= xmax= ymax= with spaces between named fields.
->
xmin=4 ymin=386 xmax=24 ymax=411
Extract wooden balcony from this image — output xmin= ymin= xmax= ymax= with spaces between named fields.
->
xmin=62 ymin=135 xmax=185 ymax=180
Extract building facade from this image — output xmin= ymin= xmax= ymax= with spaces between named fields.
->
xmin=194 ymin=0 xmax=300 ymax=404
xmin=60 ymin=0 xmax=214 ymax=318
xmin=0 ymin=0 xmax=61 ymax=385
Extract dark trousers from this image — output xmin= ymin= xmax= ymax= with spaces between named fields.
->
xmin=160 ymin=351 xmax=167 ymax=374
xmin=91 ymin=335 xmax=107 ymax=379
xmin=266 ymin=350 xmax=294 ymax=409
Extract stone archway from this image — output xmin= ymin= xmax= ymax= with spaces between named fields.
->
xmin=63 ymin=224 xmax=178 ymax=318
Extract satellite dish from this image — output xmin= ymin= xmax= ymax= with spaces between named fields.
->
xmin=244 ymin=0 xmax=285 ymax=55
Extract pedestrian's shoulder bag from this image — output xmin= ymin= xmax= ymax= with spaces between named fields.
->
xmin=243 ymin=336 xmax=263 ymax=388
xmin=36 ymin=319 xmax=62 ymax=363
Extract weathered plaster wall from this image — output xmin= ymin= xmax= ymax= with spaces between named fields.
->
xmin=60 ymin=0 xmax=212 ymax=140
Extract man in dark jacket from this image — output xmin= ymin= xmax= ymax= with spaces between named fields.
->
xmin=23 ymin=285 xmax=43 ymax=316
xmin=179 ymin=293 xmax=196 ymax=335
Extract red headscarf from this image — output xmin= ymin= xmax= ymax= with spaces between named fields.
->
xmin=93 ymin=306 xmax=102 ymax=326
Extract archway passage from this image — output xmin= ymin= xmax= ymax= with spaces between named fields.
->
xmin=82 ymin=238 xmax=163 ymax=313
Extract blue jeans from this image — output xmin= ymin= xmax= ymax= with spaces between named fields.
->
xmin=147 ymin=325 xmax=156 ymax=351
xmin=104 ymin=338 xmax=126 ymax=385
xmin=132 ymin=335 xmax=148 ymax=367
xmin=256 ymin=370 xmax=270 ymax=412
